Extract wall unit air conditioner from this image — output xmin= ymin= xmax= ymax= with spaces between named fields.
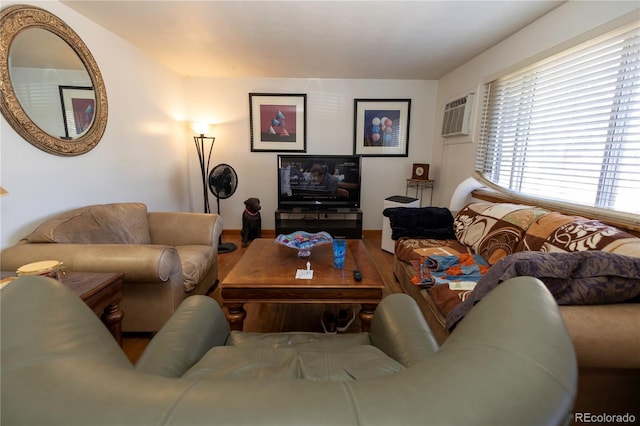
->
xmin=441 ymin=93 xmax=474 ymax=137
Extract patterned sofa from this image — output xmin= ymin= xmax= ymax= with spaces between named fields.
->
xmin=389 ymin=202 xmax=640 ymax=371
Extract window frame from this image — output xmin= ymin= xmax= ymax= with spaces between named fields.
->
xmin=474 ymin=21 xmax=640 ymax=230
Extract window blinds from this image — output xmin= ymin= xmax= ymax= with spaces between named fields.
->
xmin=476 ymin=23 xmax=640 ymax=215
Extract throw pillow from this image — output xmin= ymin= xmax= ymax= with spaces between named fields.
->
xmin=24 ymin=203 xmax=152 ymax=244
xmin=454 ymin=202 xmax=548 ymax=264
xmin=383 ymin=207 xmax=455 ymax=240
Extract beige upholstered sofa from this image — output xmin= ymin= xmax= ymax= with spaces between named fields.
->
xmin=1 ymin=275 xmax=577 ymax=425
xmin=0 ymin=203 xmax=222 ymax=332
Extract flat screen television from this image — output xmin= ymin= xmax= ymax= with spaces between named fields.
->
xmin=277 ymin=154 xmax=362 ymax=210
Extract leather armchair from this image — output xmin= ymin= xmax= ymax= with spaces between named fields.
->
xmin=0 ymin=203 xmax=222 ymax=332
xmin=1 ymin=275 xmax=577 ymax=425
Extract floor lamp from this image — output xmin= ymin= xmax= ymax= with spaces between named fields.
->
xmin=191 ymin=123 xmax=237 ymax=253
xmin=192 ymin=125 xmax=214 ymax=214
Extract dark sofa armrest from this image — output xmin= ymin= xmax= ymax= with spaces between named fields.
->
xmin=369 ymin=293 xmax=439 ymax=367
xmin=135 ymin=296 xmax=229 ymax=377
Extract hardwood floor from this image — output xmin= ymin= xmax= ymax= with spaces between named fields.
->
xmin=123 ymin=230 xmax=399 ymax=363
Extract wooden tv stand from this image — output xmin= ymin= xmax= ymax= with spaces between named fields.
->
xmin=275 ymin=208 xmax=363 ymax=239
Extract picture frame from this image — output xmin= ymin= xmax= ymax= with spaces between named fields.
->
xmin=59 ymin=85 xmax=95 ymax=140
xmin=353 ymin=99 xmax=411 ymax=157
xmin=249 ymin=93 xmax=307 ymax=152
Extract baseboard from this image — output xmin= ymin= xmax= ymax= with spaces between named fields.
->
xmin=222 ymin=229 xmax=276 ymax=238
xmin=223 ymin=229 xmax=381 ymax=239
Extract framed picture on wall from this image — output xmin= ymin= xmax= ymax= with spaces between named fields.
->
xmin=353 ymin=98 xmax=411 ymax=157
xmin=59 ymin=85 xmax=95 ymax=140
xmin=249 ymin=93 xmax=307 ymax=152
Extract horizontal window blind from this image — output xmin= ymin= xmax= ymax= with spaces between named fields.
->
xmin=477 ymin=23 xmax=640 ymax=216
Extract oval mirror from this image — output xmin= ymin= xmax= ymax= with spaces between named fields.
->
xmin=0 ymin=5 xmax=108 ymax=156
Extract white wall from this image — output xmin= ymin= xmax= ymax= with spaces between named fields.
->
xmin=431 ymin=0 xmax=640 ymax=207
xmin=184 ymin=78 xmax=437 ymax=233
xmin=1 ymin=0 xmax=189 ymax=248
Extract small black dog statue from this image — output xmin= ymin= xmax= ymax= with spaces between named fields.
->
xmin=241 ymin=197 xmax=262 ymax=247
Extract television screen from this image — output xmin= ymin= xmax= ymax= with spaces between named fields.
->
xmin=278 ymin=154 xmax=362 ymax=210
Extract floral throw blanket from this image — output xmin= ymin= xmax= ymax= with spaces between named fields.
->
xmin=445 ymin=251 xmax=640 ymax=330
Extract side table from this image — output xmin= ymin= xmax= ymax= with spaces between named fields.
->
xmin=1 ymin=271 xmax=124 ymax=346
xmin=405 ymin=179 xmax=435 ymax=206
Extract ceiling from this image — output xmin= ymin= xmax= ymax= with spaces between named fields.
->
xmin=62 ymin=1 xmax=566 ymax=80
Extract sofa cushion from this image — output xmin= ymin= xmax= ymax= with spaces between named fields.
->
xmin=454 ymin=203 xmax=548 ymax=264
xmin=24 ymin=203 xmax=152 ymax=245
xmin=516 ymin=212 xmax=640 ymax=257
xmin=428 ymin=284 xmax=473 ymax=317
xmin=227 ymin=330 xmax=372 ymax=348
xmin=394 ymin=238 xmax=466 ymax=262
xmin=175 ymin=245 xmax=215 ymax=292
xmin=182 ymin=345 xmax=404 ymax=381
xmin=188 ymin=331 xmax=399 ymax=381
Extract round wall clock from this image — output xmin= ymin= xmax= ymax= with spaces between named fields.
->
xmin=411 ymin=163 xmax=429 ymax=180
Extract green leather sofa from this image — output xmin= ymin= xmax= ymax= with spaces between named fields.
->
xmin=1 ymin=275 xmax=577 ymax=425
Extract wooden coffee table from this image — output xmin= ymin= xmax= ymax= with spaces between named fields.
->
xmin=1 ymin=271 xmax=124 ymax=345
xmin=221 ymin=239 xmax=384 ymax=332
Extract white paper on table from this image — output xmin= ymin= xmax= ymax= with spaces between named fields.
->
xmin=296 ymin=269 xmax=313 ymax=279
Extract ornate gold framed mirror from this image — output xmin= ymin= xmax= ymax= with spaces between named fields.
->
xmin=0 ymin=5 xmax=108 ymax=156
